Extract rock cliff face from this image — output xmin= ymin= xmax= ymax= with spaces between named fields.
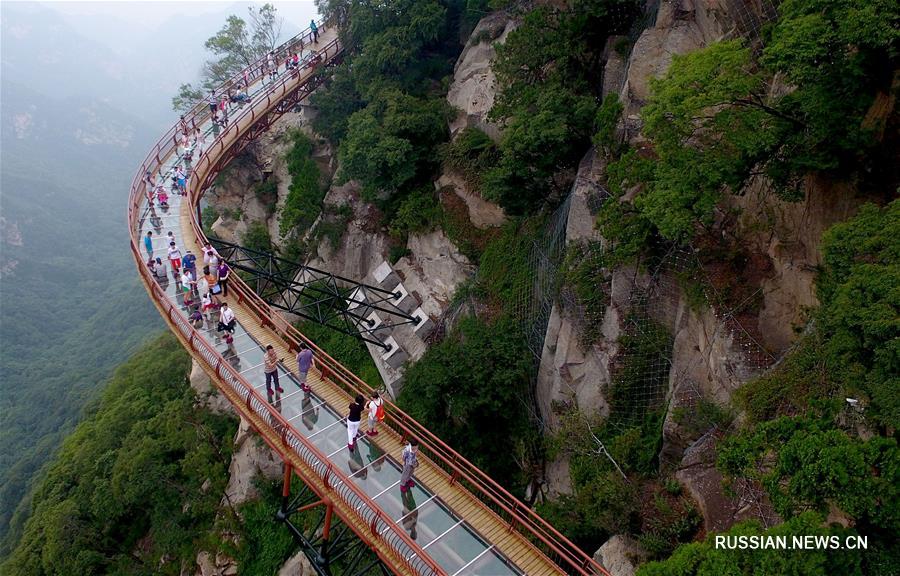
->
xmin=446 ymin=10 xmax=516 ymax=140
xmin=538 ymin=0 xmax=848 ymax=543
xmin=619 ymin=0 xmax=775 ymax=141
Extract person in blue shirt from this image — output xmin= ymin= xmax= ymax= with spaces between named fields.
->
xmin=182 ymin=250 xmax=198 ymax=293
xmin=144 ymin=231 xmax=154 ymax=259
xmin=310 ymin=19 xmax=318 ymax=42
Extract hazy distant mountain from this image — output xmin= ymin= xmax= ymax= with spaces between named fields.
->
xmin=0 ymin=69 xmax=161 ymax=555
xmin=1 ymin=1 xmax=304 ymax=130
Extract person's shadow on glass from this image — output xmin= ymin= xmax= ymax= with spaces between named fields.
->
xmin=401 ymin=490 xmax=418 ymax=541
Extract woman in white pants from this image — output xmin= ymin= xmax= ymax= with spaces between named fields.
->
xmin=347 ymin=395 xmax=364 ymax=452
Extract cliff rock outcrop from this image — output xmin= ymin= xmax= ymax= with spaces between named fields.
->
xmin=446 ymin=11 xmax=516 ymax=140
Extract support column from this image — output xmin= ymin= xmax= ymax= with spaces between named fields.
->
xmin=276 ymin=462 xmax=292 ymax=521
xmin=317 ymin=498 xmax=334 ymax=568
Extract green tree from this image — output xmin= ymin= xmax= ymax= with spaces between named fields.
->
xmin=171 ymin=4 xmax=283 ymax=111
xmin=280 ymin=131 xmax=324 ymax=238
xmin=337 ymin=91 xmax=451 ymax=197
xmin=241 ymin=220 xmax=273 ymax=253
xmin=484 ymin=1 xmax=639 ymax=214
xmin=397 ymin=316 xmax=537 ymax=489
xmin=816 ymin=200 xmax=900 ymax=430
xmin=2 ymin=334 xmax=237 ymax=575
xmin=637 ymin=512 xmax=864 ymax=576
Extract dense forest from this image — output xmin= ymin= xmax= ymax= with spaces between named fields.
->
xmin=0 ymin=77 xmax=162 ymax=553
xmin=1 ymin=334 xmax=237 ymax=575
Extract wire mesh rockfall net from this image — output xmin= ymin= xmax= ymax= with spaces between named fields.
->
xmin=505 ymin=182 xmax=778 ymax=435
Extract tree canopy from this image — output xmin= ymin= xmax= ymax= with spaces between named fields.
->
xmin=172 ymin=4 xmax=283 ymax=111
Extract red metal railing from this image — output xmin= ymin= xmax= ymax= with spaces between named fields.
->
xmin=128 ymin=19 xmax=609 ymax=576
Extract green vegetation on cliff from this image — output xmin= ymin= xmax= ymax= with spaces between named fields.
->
xmin=2 ymin=334 xmax=238 ymax=575
xmin=603 ymin=0 xmax=899 ymax=245
xmin=642 ymin=201 xmax=900 ymax=574
xmin=398 ymin=315 xmax=537 ymax=490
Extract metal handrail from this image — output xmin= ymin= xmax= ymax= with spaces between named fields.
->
xmin=128 ymin=18 xmax=609 ymax=576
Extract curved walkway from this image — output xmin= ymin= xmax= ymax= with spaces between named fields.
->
xmin=128 ymin=21 xmax=608 ymax=576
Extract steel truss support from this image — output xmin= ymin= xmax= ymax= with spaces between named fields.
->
xmin=210 ymin=238 xmax=419 ymax=349
xmin=276 ymin=465 xmax=390 ymax=576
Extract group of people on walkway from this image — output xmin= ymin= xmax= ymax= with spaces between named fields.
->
xmin=141 ymin=15 xmax=423 ymax=506
xmin=262 ymin=338 xmax=419 ymax=494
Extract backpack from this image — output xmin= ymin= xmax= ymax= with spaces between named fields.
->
xmin=375 ymin=399 xmax=385 ymax=422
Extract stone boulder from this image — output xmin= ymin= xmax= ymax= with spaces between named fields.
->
xmin=593 ymin=534 xmax=649 ymax=576
xmin=395 ymin=230 xmax=476 ymax=319
xmin=446 ymin=10 xmax=517 ymax=140
xmin=195 ymin=551 xmax=238 ymax=576
xmin=435 ymin=171 xmax=506 ymax=229
xmin=277 ymin=551 xmax=315 ymax=576
xmin=536 ymin=304 xmax=612 ymax=430
xmin=222 ymin=417 xmax=283 ymax=507
xmin=190 ymin=360 xmax=234 ymax=415
xmin=675 ymin=432 xmax=778 ymax=533
xmin=601 ymin=36 xmax=629 ymax=99
xmin=730 ymin=174 xmax=861 ymax=353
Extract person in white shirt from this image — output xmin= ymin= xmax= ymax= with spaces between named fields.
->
xmin=167 ymin=242 xmax=182 ymax=274
xmin=366 ymin=391 xmax=384 ymax=437
xmin=219 ymin=303 xmax=236 ymax=335
xmin=203 ymin=243 xmax=220 ymax=267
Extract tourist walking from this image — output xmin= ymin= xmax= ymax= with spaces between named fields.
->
xmin=175 ymin=166 xmax=187 ymax=195
xmin=267 ymin=51 xmax=277 ymax=81
xmin=167 ymin=241 xmax=182 ymax=275
xmin=208 ymin=90 xmax=218 ymax=118
xmin=180 ymin=268 xmax=194 ymax=306
xmin=203 ymin=242 xmax=220 ymax=267
xmin=144 ymin=231 xmax=154 ymax=259
xmin=219 ymin=302 xmax=236 ymax=335
xmin=310 ymin=19 xmax=318 ymax=42
xmin=264 ymin=344 xmax=284 ymax=397
xmin=366 ymin=391 xmax=384 ymax=436
xmin=347 ymin=395 xmax=364 ymax=452
xmin=296 ymin=342 xmax=313 ymax=392
xmin=182 ymin=250 xmax=198 ymax=290
xmin=217 ymin=260 xmax=230 ymax=297
xmin=204 ymin=265 xmax=220 ymax=302
xmin=399 ymin=438 xmax=419 ymax=493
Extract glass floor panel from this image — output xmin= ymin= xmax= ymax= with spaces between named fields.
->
xmin=405 ymin=498 xmax=461 ymax=551
xmin=306 ymin=412 xmax=350 ymax=455
xmin=298 ymin=406 xmax=342 ymax=442
xmin=423 ymin=521 xmax=490 ymax=574
xmin=455 ymin=548 xmax=522 ymax=576
xmin=373 ymin=475 xmax=430 ymax=522
xmin=282 ymin=391 xmax=325 ymax=424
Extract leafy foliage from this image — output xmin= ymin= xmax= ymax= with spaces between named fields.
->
xmin=2 ymin=334 xmax=237 ymax=575
xmin=604 ymin=0 xmax=899 ymax=245
xmin=388 ymin=186 xmax=443 ymax=238
xmin=172 ymin=4 xmax=283 ymax=111
xmin=337 ymin=91 xmax=452 ymax=197
xmin=241 ymin=220 xmax=273 ymax=253
xmin=484 ymin=1 xmax=639 ymax=214
xmin=440 ymin=126 xmax=499 ymax=193
xmin=312 ymin=0 xmax=463 ymax=207
xmin=279 ymin=130 xmax=324 ymax=238
xmin=397 ymin=316 xmax=537 ymax=489
xmin=637 ymin=512 xmax=865 ymax=576
xmin=816 ymin=201 xmax=900 ymax=429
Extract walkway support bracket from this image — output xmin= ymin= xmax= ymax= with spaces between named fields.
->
xmin=210 ymin=237 xmax=419 ymax=349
